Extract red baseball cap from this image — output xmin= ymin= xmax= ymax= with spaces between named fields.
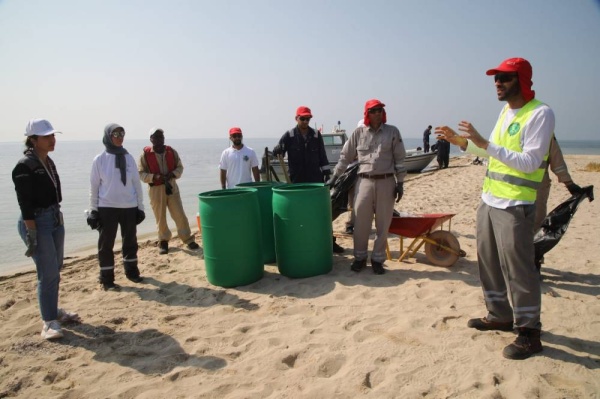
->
xmin=363 ymin=99 xmax=387 ymax=126
xmin=486 ymin=57 xmax=535 ymax=102
xmin=296 ymin=106 xmax=312 ymax=117
xmin=229 ymin=127 xmax=242 ymax=135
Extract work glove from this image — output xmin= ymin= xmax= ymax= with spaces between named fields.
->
xmin=136 ymin=209 xmax=146 ymax=225
xmin=24 ymin=228 xmax=37 ymax=257
xmin=325 ymin=174 xmax=338 ymax=187
xmin=272 ymin=144 xmax=283 ymax=156
xmin=87 ymin=210 xmax=102 ymax=230
xmin=566 ymin=182 xmax=583 ymax=196
xmin=395 ymin=182 xmax=404 ymax=203
xmin=165 ymin=180 xmax=173 ymax=195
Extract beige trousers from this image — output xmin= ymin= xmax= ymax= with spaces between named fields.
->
xmin=352 ymin=176 xmax=396 ymax=263
xmin=148 ymin=184 xmax=194 ymax=244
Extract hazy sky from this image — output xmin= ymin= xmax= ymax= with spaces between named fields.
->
xmin=1 ymin=0 xmax=599 ymax=142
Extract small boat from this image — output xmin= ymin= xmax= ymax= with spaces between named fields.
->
xmin=261 ymin=125 xmax=437 ymax=181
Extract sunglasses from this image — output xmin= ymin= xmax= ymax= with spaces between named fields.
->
xmin=494 ymin=73 xmax=518 ymax=83
xmin=230 ymin=133 xmax=242 ymax=138
xmin=368 ymin=107 xmax=383 ymax=114
xmin=111 ymin=131 xmax=125 ymax=138
xmin=298 ymin=116 xmax=311 ymax=122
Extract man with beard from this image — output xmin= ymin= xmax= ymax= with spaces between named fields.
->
xmin=219 ymin=127 xmax=260 ymax=189
xmin=138 ymin=128 xmax=199 ymax=255
xmin=273 ymin=106 xmax=344 ymax=254
xmin=436 ymin=58 xmax=554 ymax=359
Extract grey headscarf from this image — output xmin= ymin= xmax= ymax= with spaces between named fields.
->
xmin=103 ymin=123 xmax=129 ymax=185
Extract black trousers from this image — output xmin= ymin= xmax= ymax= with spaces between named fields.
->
xmin=98 ymin=207 xmax=140 ymax=282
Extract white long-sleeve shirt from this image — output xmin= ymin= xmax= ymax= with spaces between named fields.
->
xmin=89 ymin=152 xmax=144 ymax=211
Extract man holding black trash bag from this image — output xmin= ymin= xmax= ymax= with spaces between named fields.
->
xmin=138 ymin=128 xmax=199 ymax=255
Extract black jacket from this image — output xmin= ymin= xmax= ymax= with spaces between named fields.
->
xmin=277 ymin=127 xmax=330 ymax=183
xmin=12 ymin=153 xmax=62 ymax=220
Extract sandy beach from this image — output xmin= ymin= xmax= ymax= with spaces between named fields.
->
xmin=1 ymin=154 xmax=598 ymax=399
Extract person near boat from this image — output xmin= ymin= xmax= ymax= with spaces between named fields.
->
xmin=219 ymin=126 xmax=260 ymax=189
xmin=435 ymin=57 xmax=553 ymax=360
xmin=273 ymin=106 xmax=344 ymax=253
xmin=88 ymin=123 xmax=145 ymax=291
xmin=138 ymin=128 xmax=200 ymax=255
xmin=12 ymin=119 xmax=80 ymax=340
xmin=327 ymin=99 xmax=407 ymax=274
xmin=435 ymin=137 xmax=451 ymax=169
xmin=423 ymin=125 xmax=432 ymax=153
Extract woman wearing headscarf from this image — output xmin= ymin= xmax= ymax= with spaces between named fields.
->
xmin=12 ymin=119 xmax=80 ymax=340
xmin=88 ymin=123 xmax=145 ymax=290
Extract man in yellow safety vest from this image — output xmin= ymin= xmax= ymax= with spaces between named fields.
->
xmin=436 ymin=58 xmax=554 ymax=360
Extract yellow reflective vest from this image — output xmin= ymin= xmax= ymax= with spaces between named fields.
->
xmin=483 ymin=99 xmax=549 ymax=202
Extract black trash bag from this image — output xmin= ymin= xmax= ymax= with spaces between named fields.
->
xmin=330 ymin=163 xmax=359 ymax=221
xmin=534 ymin=185 xmax=594 ymax=265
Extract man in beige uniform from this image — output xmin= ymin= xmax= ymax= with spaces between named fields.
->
xmin=138 ymin=128 xmax=199 ymax=254
xmin=534 ymin=136 xmax=582 ymax=231
xmin=328 ymin=99 xmax=406 ymax=274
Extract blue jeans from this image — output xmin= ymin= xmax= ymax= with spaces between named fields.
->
xmin=18 ymin=204 xmax=65 ymax=322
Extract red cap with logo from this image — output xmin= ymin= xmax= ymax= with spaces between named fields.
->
xmin=363 ymin=99 xmax=387 ymax=127
xmin=229 ymin=127 xmax=242 ymax=135
xmin=486 ymin=57 xmax=535 ymax=102
xmin=296 ymin=106 xmax=312 ymax=117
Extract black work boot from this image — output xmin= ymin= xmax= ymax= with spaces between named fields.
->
xmin=124 ymin=262 xmax=143 ymax=283
xmin=371 ymin=260 xmax=385 ymax=275
xmin=350 ymin=259 xmax=367 ymax=272
xmin=99 ymin=269 xmax=120 ymax=291
xmin=502 ymin=328 xmax=543 ymax=360
xmin=467 ymin=317 xmax=514 ymax=332
xmin=159 ymin=240 xmax=169 ymax=255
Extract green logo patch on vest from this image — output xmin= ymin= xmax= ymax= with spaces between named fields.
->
xmin=508 ymin=122 xmax=520 ymax=136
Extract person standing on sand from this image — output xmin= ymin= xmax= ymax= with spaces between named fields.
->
xmin=138 ymin=128 xmax=200 ymax=255
xmin=423 ymin=125 xmax=432 ymax=153
xmin=436 ymin=57 xmax=553 ymax=360
xmin=87 ymin=123 xmax=146 ymax=291
xmin=273 ymin=106 xmax=344 ymax=254
xmin=327 ymin=99 xmax=406 ymax=274
xmin=12 ymin=119 xmax=80 ymax=340
xmin=219 ymin=127 xmax=260 ymax=189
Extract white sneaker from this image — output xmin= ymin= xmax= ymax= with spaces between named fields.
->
xmin=57 ymin=308 xmax=80 ymax=323
xmin=41 ymin=320 xmax=64 ymax=340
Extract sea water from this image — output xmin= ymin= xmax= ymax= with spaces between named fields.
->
xmin=1 ymin=137 xmax=597 ymax=275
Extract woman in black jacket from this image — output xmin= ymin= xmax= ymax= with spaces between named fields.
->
xmin=12 ymin=119 xmax=79 ymax=340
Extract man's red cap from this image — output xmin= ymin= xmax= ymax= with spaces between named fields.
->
xmin=486 ymin=57 xmax=535 ymax=102
xmin=363 ymin=99 xmax=387 ymax=126
xmin=296 ymin=106 xmax=312 ymax=117
xmin=229 ymin=127 xmax=242 ymax=135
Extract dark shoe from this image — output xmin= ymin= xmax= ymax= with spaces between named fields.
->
xmin=467 ymin=317 xmax=514 ymax=332
xmin=187 ymin=241 xmax=200 ymax=250
xmin=159 ymin=240 xmax=168 ymax=255
xmin=371 ymin=260 xmax=385 ymax=275
xmin=502 ymin=328 xmax=543 ymax=360
xmin=126 ymin=275 xmax=144 ymax=283
xmin=333 ymin=241 xmax=344 ymax=254
xmin=345 ymin=225 xmax=354 ymax=235
xmin=350 ymin=259 xmax=367 ymax=272
xmin=102 ymin=282 xmax=121 ymax=291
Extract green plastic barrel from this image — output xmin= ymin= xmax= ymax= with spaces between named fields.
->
xmin=198 ymin=188 xmax=263 ymax=287
xmin=273 ymin=183 xmax=333 ymax=278
xmin=237 ymin=181 xmax=281 ymax=263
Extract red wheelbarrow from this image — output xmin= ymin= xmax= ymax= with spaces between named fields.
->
xmin=386 ymin=213 xmax=466 ymax=267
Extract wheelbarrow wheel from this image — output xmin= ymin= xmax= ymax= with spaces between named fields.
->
xmin=425 ymin=230 xmax=460 ymax=267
